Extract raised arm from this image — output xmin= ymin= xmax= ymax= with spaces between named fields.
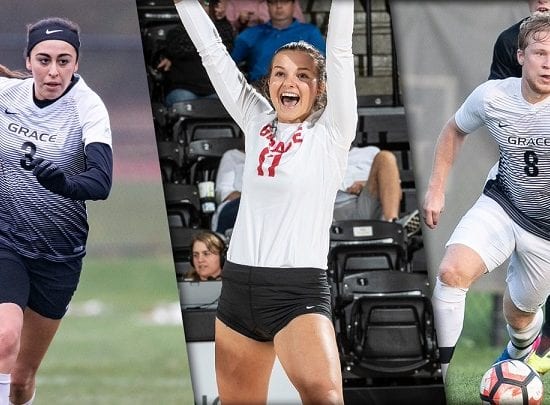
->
xmin=423 ymin=116 xmax=468 ymax=229
xmin=173 ymin=0 xmax=267 ymax=129
xmin=324 ymin=0 xmax=357 ymax=147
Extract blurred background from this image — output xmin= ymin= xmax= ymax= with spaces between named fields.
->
xmin=2 ymin=1 xmax=193 ymax=403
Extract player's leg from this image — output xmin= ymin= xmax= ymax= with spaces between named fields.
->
xmin=274 ymin=314 xmax=343 ymax=405
xmin=215 ymin=318 xmax=276 ymax=404
xmin=10 ymin=256 xmax=82 ymax=404
xmin=432 ymin=243 xmax=487 ymax=380
xmin=0 ymin=305 xmax=24 ymax=405
xmin=500 ymin=286 xmax=542 ymax=362
xmin=9 ymin=309 xmax=61 ymax=405
xmin=0 ymin=248 xmax=32 ymax=405
xmin=502 ymin=226 xmax=550 ymax=374
xmin=432 ymin=194 xmax=516 ymax=379
xmin=366 ymin=150 xmax=402 ymax=221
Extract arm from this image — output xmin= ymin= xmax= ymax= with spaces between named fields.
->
xmin=422 ymin=117 xmax=468 ymax=229
xmin=324 ymin=0 xmax=357 ymax=148
xmin=173 ymin=0 xmax=267 ymax=129
xmin=215 ymin=150 xmax=242 ymax=203
xmin=32 ymin=142 xmax=112 ymax=200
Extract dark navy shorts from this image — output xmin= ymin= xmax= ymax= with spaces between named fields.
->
xmin=217 ymin=261 xmax=332 ymax=342
xmin=0 ymin=243 xmax=82 ymax=319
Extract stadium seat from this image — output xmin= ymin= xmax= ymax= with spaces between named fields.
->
xmin=163 ymin=183 xmax=201 ymax=228
xmin=338 ymin=270 xmax=439 ymax=378
xmin=328 ymin=219 xmax=408 ymax=278
xmin=169 ymin=98 xmax=242 ymax=146
xmin=327 ymin=220 xmax=438 ymax=379
xmin=157 ymin=140 xmax=184 ymax=183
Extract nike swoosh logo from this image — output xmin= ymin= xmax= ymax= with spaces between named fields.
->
xmin=4 ymin=108 xmax=17 ymax=115
xmin=498 ymin=122 xmax=511 ymax=128
xmin=306 ymin=305 xmax=315 ymax=310
xmin=46 ymin=29 xmax=63 ymax=35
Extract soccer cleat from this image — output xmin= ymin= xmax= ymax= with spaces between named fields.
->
xmin=396 ymin=209 xmax=421 ymax=238
xmin=494 ymin=335 xmax=541 ymax=365
xmin=527 ymin=340 xmax=550 ymax=375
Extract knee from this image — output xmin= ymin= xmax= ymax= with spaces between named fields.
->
xmin=438 ymin=261 xmax=470 ymax=288
xmin=0 ymin=325 xmax=21 ymax=366
xmin=375 ymin=150 xmax=398 ymax=167
xmin=293 ymin=376 xmax=343 ymax=405
xmin=438 ymin=262 xmax=462 ymax=287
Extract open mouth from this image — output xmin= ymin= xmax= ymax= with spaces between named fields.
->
xmin=280 ymin=92 xmax=300 ymax=108
xmin=537 ymin=6 xmax=549 ymax=12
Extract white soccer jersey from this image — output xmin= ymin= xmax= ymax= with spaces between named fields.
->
xmin=0 ymin=75 xmax=112 ymax=261
xmin=176 ymin=0 xmax=356 ymax=268
xmin=455 ymin=78 xmax=550 ymax=240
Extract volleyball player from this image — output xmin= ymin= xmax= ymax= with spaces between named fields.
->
xmin=424 ymin=13 xmax=550 ymax=380
xmin=0 ymin=17 xmax=112 ymax=405
xmin=173 ymin=0 xmax=355 ymax=403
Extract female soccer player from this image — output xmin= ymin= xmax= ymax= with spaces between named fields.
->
xmin=0 ymin=17 xmax=112 ymax=405
xmin=173 ymin=0 xmax=356 ymax=403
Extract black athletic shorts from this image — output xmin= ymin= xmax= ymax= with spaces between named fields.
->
xmin=0 ymin=242 xmax=82 ymax=319
xmin=217 ymin=261 xmax=332 ymax=342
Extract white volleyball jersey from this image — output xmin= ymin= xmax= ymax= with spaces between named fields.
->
xmin=455 ymin=78 xmax=550 ymax=240
xmin=0 ymin=75 xmax=111 ymax=261
xmin=176 ymin=0 xmax=356 ymax=268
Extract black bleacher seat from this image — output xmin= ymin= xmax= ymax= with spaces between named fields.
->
xmin=327 ymin=218 xmax=439 ymax=380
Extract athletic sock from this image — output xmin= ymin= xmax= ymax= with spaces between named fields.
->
xmin=0 ymin=374 xmax=10 ymax=405
xmin=431 ymin=277 xmax=468 ymax=381
xmin=507 ymin=308 xmax=543 ymax=359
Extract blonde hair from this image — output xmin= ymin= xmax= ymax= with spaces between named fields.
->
xmin=519 ymin=13 xmax=550 ymax=50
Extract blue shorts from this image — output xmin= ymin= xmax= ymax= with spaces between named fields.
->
xmin=0 ymin=243 xmax=82 ymax=319
xmin=217 ymin=261 xmax=332 ymax=342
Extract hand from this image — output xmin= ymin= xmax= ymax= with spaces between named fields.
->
xmin=157 ymin=57 xmax=172 ymax=72
xmin=346 ymin=181 xmax=366 ymax=196
xmin=30 ymin=158 xmax=69 ymax=196
xmin=422 ymin=187 xmax=445 ymax=230
xmin=224 ymin=191 xmax=241 ymax=202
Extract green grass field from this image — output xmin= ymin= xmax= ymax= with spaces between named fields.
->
xmin=37 ymin=256 xmax=194 ymax=404
xmin=445 ymin=291 xmax=550 ymax=405
xmin=25 ymin=181 xmax=195 ymax=404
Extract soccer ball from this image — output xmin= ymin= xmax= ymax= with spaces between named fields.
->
xmin=479 ymin=360 xmax=543 ymax=404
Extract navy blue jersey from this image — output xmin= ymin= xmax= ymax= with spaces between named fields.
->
xmin=0 ymin=75 xmax=112 ymax=261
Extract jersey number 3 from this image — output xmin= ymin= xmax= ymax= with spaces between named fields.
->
xmin=20 ymin=141 xmax=37 ymax=171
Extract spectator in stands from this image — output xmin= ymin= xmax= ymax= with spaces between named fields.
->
xmin=225 ymin=0 xmax=305 ymax=33
xmin=334 ymin=146 xmax=402 ymax=223
xmin=231 ymin=0 xmax=325 ymax=84
xmin=157 ymin=0 xmax=234 ymax=107
xmin=211 ymin=146 xmax=406 ymax=236
xmin=211 ymin=148 xmax=244 ymax=235
xmin=185 ymin=231 xmax=225 ymax=281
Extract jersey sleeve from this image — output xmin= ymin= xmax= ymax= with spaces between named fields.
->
xmin=454 ymin=81 xmax=492 ymax=134
xmin=322 ymin=0 xmax=357 ymax=149
xmin=74 ymin=85 xmax=112 ymax=148
xmin=174 ymin=0 xmax=270 ymax=132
